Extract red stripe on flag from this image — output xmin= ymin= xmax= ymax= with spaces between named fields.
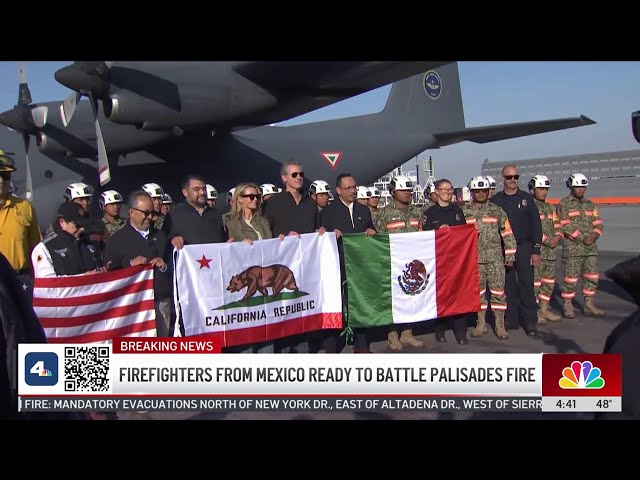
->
xmin=32 ymin=279 xmax=154 ymax=307
xmin=34 ymin=264 xmax=152 ymax=288
xmin=188 ymin=312 xmax=342 ymax=348
xmin=434 ymin=224 xmax=481 ymax=317
xmin=38 ymin=300 xmax=156 ymax=328
xmin=46 ymin=319 xmax=157 ymax=343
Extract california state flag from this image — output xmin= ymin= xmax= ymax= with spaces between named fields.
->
xmin=342 ymin=224 xmax=480 ymax=328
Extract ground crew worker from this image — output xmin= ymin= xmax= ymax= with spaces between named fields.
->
xmin=161 ymin=193 xmax=172 ymax=215
xmin=558 ymin=173 xmax=605 ymax=318
xmin=0 ymin=151 xmax=40 ymax=301
xmin=142 ymin=182 xmax=168 ymax=233
xmin=422 ymin=178 xmax=469 ymax=344
xmin=485 ymin=175 xmax=497 ymax=198
xmin=356 ymin=186 xmax=370 ymax=207
xmin=463 ymin=176 xmax=516 ymax=340
xmin=373 ymin=175 xmax=425 ymax=350
xmin=309 ymin=180 xmax=331 ymax=212
xmin=221 ymin=188 xmax=235 ymax=232
xmin=528 ymin=175 xmax=562 ymax=324
xmin=205 ymin=184 xmax=218 ymax=208
xmin=491 ymin=164 xmax=542 ymax=337
xmin=367 ymin=187 xmax=381 ymax=213
xmin=99 ymin=190 xmax=126 ymax=243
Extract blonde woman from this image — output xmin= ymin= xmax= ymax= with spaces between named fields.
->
xmin=226 ymin=183 xmax=284 ymax=353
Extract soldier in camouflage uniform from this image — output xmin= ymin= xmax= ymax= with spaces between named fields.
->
xmin=142 ymin=183 xmax=167 ymax=232
xmin=99 ymin=190 xmax=126 ymax=243
xmin=528 ymin=175 xmax=563 ymax=324
xmin=558 ymin=173 xmax=605 ymax=318
xmin=462 ymin=176 xmax=516 ymax=340
xmin=221 ymin=188 xmax=236 ymax=233
xmin=373 ymin=175 xmax=425 ymax=351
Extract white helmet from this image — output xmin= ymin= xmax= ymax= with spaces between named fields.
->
xmin=99 ymin=190 xmax=123 ymax=208
xmin=485 ymin=175 xmax=497 ymax=189
xmin=357 ymin=186 xmax=371 ymax=199
xmin=389 ymin=176 xmax=413 ymax=192
xmin=426 ymin=182 xmax=436 ymax=195
xmin=142 ymin=182 xmax=164 ymax=198
xmin=310 ymin=180 xmax=331 ymax=195
xmin=206 ymin=184 xmax=218 ymax=200
xmin=368 ymin=187 xmax=381 ymax=198
xmin=161 ymin=193 xmax=173 ymax=204
xmin=566 ymin=173 xmax=589 ymax=188
xmin=64 ymin=182 xmax=93 ymax=201
xmin=468 ymin=176 xmax=491 ymax=191
xmin=226 ymin=188 xmax=236 ymax=205
xmin=260 ymin=183 xmax=280 ymax=196
xmin=328 ymin=192 xmax=334 ymax=202
xmin=528 ymin=175 xmax=551 ymax=191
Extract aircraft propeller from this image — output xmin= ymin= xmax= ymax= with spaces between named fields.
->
xmin=0 ymin=63 xmax=50 ymax=200
xmin=55 ymin=61 xmax=113 ymax=186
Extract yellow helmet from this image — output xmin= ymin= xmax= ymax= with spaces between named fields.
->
xmin=0 ymin=150 xmax=16 ymax=173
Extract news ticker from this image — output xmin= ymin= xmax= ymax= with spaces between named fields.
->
xmin=18 ymin=339 xmax=622 ymax=413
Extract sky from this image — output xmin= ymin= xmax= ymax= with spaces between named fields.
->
xmin=0 ymin=61 xmax=639 ymax=186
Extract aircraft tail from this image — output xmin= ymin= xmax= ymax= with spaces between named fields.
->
xmin=381 ymin=62 xmax=466 ymax=133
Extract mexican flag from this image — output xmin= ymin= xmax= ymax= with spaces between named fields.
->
xmin=342 ymin=224 xmax=480 ymax=328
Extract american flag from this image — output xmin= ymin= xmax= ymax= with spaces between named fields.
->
xmin=33 ymin=265 xmax=157 ymax=343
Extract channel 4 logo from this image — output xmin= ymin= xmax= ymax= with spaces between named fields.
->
xmin=24 ymin=352 xmax=59 ymax=387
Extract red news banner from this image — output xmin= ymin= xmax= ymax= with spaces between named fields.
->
xmin=113 ymin=338 xmax=222 ymax=354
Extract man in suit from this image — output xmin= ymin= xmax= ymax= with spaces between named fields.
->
xmin=320 ymin=173 xmax=376 ymax=353
xmin=104 ymin=190 xmax=173 ymax=337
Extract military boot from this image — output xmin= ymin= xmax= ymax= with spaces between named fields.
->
xmin=537 ymin=308 xmax=548 ymax=325
xmin=584 ymin=296 xmax=605 ymax=317
xmin=470 ymin=310 xmax=488 ymax=338
xmin=563 ymin=299 xmax=575 ymax=319
xmin=387 ymin=330 xmax=403 ymax=351
xmin=400 ymin=328 xmax=424 ymax=348
xmin=494 ymin=311 xmax=509 ymax=340
xmin=540 ymin=300 xmax=562 ymax=322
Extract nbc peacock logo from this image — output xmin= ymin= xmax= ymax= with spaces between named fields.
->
xmin=559 ymin=361 xmax=605 ymax=389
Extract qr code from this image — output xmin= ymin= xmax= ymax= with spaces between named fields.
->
xmin=64 ymin=346 xmax=110 ymax=392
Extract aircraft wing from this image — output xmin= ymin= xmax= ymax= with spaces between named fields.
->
xmin=433 ymin=115 xmax=596 ymax=146
xmin=232 ymin=61 xmax=451 ymax=124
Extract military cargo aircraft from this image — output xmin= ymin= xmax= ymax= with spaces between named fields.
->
xmin=0 ymin=61 xmax=595 ymax=228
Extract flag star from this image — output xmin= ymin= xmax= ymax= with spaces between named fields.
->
xmin=197 ymin=255 xmax=212 ymax=269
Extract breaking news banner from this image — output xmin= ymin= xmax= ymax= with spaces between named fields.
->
xmin=17 ymin=340 xmax=622 ymax=414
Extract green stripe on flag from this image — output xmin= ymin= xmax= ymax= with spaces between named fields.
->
xmin=342 ymin=234 xmax=392 ymax=328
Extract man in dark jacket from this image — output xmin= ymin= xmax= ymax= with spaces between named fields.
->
xmin=596 ymin=255 xmax=640 ymax=419
xmin=320 ymin=173 xmax=376 ymax=353
xmin=422 ymin=178 xmax=469 ymax=344
xmin=104 ymin=191 xmax=173 ymax=337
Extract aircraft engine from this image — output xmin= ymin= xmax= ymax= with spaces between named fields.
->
xmin=103 ymin=93 xmax=179 ymax=126
xmin=36 ymin=132 xmax=72 ymax=157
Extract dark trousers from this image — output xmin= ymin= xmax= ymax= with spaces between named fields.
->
xmin=434 ymin=314 xmax=468 ymax=341
xmin=15 ymin=271 xmax=33 ymax=306
xmin=504 ymin=242 xmax=538 ymax=332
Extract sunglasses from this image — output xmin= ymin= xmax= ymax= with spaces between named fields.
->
xmin=131 ymin=207 xmax=155 ymax=217
xmin=240 ymin=194 xmax=261 ymax=201
xmin=290 ymin=171 xmax=305 ymax=178
xmin=504 ymin=175 xmax=520 ymax=180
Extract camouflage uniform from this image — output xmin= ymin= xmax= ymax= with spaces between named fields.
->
xmin=102 ymin=216 xmax=126 ymax=242
xmin=221 ymin=211 xmax=232 ymax=232
xmin=462 ymin=201 xmax=516 ymax=339
xmin=557 ymin=195 xmax=605 ymax=317
xmin=154 ymin=214 xmax=165 ymax=232
xmin=533 ymin=199 xmax=563 ymax=322
xmin=373 ymin=202 xmax=424 ymax=350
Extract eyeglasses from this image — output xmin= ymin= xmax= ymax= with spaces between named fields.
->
xmin=504 ymin=175 xmax=520 ymax=180
xmin=290 ymin=171 xmax=305 ymax=178
xmin=240 ymin=194 xmax=261 ymax=201
xmin=131 ymin=207 xmax=155 ymax=217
